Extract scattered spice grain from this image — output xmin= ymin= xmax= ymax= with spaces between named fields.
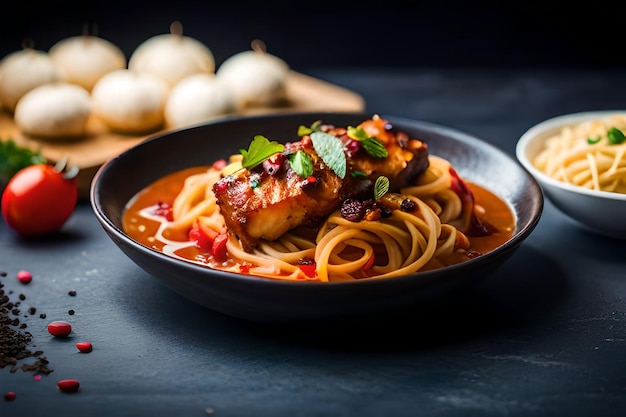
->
xmin=0 ymin=279 xmax=53 ymax=375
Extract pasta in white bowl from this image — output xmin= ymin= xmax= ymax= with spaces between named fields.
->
xmin=517 ymin=110 xmax=626 ymax=239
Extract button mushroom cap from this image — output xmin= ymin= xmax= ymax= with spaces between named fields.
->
xmin=0 ymin=47 xmax=64 ymax=113
xmin=91 ymin=69 xmax=170 ymax=134
xmin=14 ymin=82 xmax=91 ymax=139
xmin=128 ymin=21 xmax=215 ymax=88
xmin=49 ymin=35 xmax=127 ymax=92
xmin=165 ymin=73 xmax=236 ymax=129
xmin=216 ymin=40 xmax=290 ymax=109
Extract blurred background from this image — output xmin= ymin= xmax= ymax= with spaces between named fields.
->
xmin=1 ymin=0 xmax=623 ymax=71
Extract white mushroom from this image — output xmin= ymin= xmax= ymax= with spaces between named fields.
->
xmin=165 ymin=73 xmax=235 ymax=129
xmin=49 ymin=33 xmax=127 ymax=91
xmin=0 ymin=44 xmax=64 ymax=113
xmin=128 ymin=21 xmax=215 ymax=88
xmin=216 ymin=40 xmax=290 ymax=109
xmin=91 ymin=69 xmax=170 ymax=134
xmin=14 ymin=82 xmax=91 ymax=140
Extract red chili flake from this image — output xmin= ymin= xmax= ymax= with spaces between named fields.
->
xmin=4 ymin=391 xmax=16 ymax=401
xmin=75 ymin=342 xmax=93 ymax=353
xmin=306 ymin=175 xmax=316 ymax=183
xmin=57 ymin=379 xmax=80 ymax=393
xmin=47 ymin=321 xmax=72 ymax=337
xmin=16 ymin=270 xmax=32 ymax=284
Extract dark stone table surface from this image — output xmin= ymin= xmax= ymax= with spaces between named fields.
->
xmin=2 ymin=67 xmax=626 ymax=417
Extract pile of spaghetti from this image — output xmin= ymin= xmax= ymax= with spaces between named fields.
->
xmin=533 ymin=114 xmax=626 ymax=193
xmin=135 ymin=116 xmax=506 ymax=282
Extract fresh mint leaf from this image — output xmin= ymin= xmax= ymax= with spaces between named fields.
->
xmin=310 ymin=132 xmax=346 ymax=179
xmin=347 ymin=126 xmax=388 ymax=158
xmin=361 ymin=137 xmax=389 ymax=158
xmin=289 ymin=150 xmax=313 ymax=178
xmin=374 ymin=176 xmax=390 ymax=200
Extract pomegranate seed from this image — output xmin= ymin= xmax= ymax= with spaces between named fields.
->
xmin=76 ymin=342 xmax=93 ymax=353
xmin=16 ymin=270 xmax=32 ymax=284
xmin=4 ymin=391 xmax=16 ymax=401
xmin=57 ymin=379 xmax=80 ymax=393
xmin=212 ymin=159 xmax=227 ymax=170
xmin=47 ymin=321 xmax=72 ymax=337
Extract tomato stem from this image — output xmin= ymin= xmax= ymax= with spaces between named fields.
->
xmin=54 ymin=156 xmax=80 ymax=180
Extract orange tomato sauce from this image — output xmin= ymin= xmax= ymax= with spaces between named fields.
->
xmin=123 ymin=166 xmax=515 ymax=277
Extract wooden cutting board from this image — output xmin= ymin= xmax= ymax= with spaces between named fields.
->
xmin=0 ymin=71 xmax=365 ymax=199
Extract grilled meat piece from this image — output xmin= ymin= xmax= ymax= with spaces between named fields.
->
xmin=213 ymin=116 xmax=430 ymax=251
xmin=324 ymin=116 xmax=430 ymax=191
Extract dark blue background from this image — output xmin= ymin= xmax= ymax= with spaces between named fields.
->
xmin=1 ymin=0 xmax=623 ymax=71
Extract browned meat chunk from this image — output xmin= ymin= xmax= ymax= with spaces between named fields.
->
xmin=213 ymin=116 xmax=429 ymax=251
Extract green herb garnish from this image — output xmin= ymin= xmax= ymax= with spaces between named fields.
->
xmin=297 ymin=120 xmax=323 ymax=137
xmin=587 ymin=127 xmax=626 ymax=145
xmin=607 ymin=127 xmax=626 ymax=145
xmin=347 ymin=126 xmax=388 ymax=158
xmin=289 ymin=150 xmax=313 ymax=178
xmin=351 ymin=170 xmax=367 ymax=178
xmin=240 ymin=135 xmax=285 ymax=169
xmin=310 ymin=132 xmax=347 ymax=179
xmin=374 ymin=176 xmax=390 ymax=200
xmin=587 ymin=135 xmax=602 ymax=145
xmin=1 ymin=139 xmax=46 ymax=189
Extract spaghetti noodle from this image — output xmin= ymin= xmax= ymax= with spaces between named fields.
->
xmin=123 ymin=118 xmax=515 ymax=282
xmin=533 ymin=114 xmax=626 ymax=193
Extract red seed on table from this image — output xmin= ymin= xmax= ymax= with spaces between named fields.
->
xmin=4 ymin=391 xmax=16 ymax=401
xmin=76 ymin=342 xmax=93 ymax=353
xmin=57 ymin=379 xmax=80 ymax=393
xmin=16 ymin=270 xmax=32 ymax=284
xmin=47 ymin=321 xmax=72 ymax=337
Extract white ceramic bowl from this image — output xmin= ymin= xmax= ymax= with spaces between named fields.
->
xmin=516 ymin=110 xmax=626 ymax=239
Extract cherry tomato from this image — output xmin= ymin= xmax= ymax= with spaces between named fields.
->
xmin=1 ymin=161 xmax=78 ymax=236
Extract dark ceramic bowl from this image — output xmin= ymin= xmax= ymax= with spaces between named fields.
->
xmin=90 ymin=112 xmax=543 ymax=323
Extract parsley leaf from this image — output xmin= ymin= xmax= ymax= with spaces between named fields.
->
xmin=310 ymin=132 xmax=346 ymax=179
xmin=0 ymin=139 xmax=46 ymax=190
xmin=240 ymin=135 xmax=285 ymax=170
xmin=289 ymin=150 xmax=313 ymax=178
